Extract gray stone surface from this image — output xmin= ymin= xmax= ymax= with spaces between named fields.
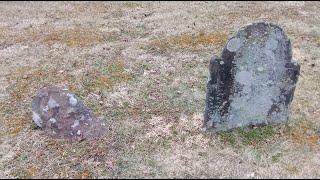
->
xmin=31 ymin=86 xmax=106 ymax=140
xmin=204 ymin=22 xmax=300 ymax=132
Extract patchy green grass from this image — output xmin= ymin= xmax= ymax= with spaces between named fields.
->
xmin=218 ymin=125 xmax=278 ymax=147
xmin=219 ymin=131 xmax=237 ymax=146
xmin=237 ymin=125 xmax=276 ymax=146
xmin=271 ymin=153 xmax=283 ymax=163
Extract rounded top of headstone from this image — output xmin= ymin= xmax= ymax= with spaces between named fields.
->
xmin=235 ymin=22 xmax=288 ymax=40
xmin=223 ymin=22 xmax=292 ymax=62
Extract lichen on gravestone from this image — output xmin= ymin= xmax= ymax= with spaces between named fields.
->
xmin=204 ymin=22 xmax=300 ymax=132
xmin=31 ymin=86 xmax=106 ymax=140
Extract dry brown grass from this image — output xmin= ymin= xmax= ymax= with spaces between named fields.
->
xmin=6 ymin=66 xmax=75 ymax=101
xmin=3 ymin=116 xmax=28 ymax=136
xmin=82 ymin=61 xmax=134 ymax=92
xmin=0 ymin=1 xmax=319 ymax=179
xmin=150 ymin=32 xmax=228 ymax=52
xmin=1 ymin=25 xmax=119 ymax=47
xmin=290 ymin=122 xmax=320 ymax=150
xmin=44 ymin=27 xmax=105 ymax=47
xmin=74 ymin=169 xmax=93 ymax=179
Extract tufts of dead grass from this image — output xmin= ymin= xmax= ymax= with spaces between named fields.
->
xmin=1 ymin=1 xmax=320 ymax=179
xmin=82 ymin=60 xmax=134 ymax=93
xmin=43 ymin=27 xmax=105 ymax=47
xmin=289 ymin=122 xmax=320 ymax=150
xmin=150 ymin=32 xmax=228 ymax=52
xmin=2 ymin=25 xmax=119 ymax=47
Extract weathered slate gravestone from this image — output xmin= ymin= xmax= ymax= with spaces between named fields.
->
xmin=32 ymin=86 xmax=106 ymax=140
xmin=204 ymin=22 xmax=300 ymax=132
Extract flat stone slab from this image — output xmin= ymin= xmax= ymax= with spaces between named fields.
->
xmin=31 ymin=86 xmax=106 ymax=140
xmin=204 ymin=22 xmax=300 ymax=132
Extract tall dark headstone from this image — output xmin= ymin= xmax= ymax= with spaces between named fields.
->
xmin=204 ymin=22 xmax=300 ymax=132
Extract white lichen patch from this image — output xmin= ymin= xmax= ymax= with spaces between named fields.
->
xmin=48 ymin=96 xmax=59 ymax=109
xmin=71 ymin=120 xmax=80 ymax=128
xmin=67 ymin=107 xmax=76 ymax=114
xmin=49 ymin=118 xmax=56 ymax=124
xmin=80 ymin=115 xmax=86 ymax=121
xmin=235 ymin=71 xmax=253 ymax=86
xmin=227 ymin=37 xmax=241 ymax=52
xmin=266 ymin=37 xmax=278 ymax=50
xmin=42 ymin=105 xmax=49 ymax=112
xmin=67 ymin=93 xmax=77 ymax=106
xmin=32 ymin=111 xmax=42 ymax=127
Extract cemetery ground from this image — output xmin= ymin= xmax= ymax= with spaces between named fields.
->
xmin=0 ymin=1 xmax=319 ymax=178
